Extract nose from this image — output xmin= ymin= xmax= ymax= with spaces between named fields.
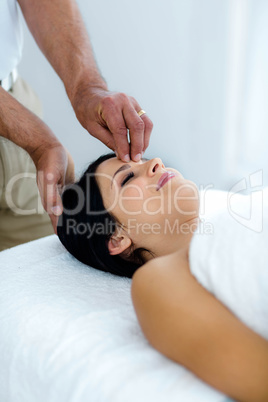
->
xmin=146 ymin=158 xmax=165 ymax=177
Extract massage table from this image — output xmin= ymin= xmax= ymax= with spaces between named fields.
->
xmin=0 ymin=234 xmax=234 ymax=401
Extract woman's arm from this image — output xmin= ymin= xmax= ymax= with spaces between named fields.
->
xmin=131 ymin=252 xmax=268 ymax=402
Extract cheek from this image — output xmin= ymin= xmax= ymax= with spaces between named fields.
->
xmin=173 ymin=181 xmax=199 ymax=215
xmin=118 ymin=181 xmax=144 ymax=215
xmin=118 ymin=180 xmax=165 ymax=217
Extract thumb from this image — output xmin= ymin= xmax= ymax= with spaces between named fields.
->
xmin=51 ymin=202 xmax=63 ymax=217
xmin=49 ymin=185 xmax=63 ymax=216
xmin=39 ymin=172 xmax=63 ymax=214
xmin=48 ymin=190 xmax=63 ymax=234
xmin=49 ymin=212 xmax=60 ymax=235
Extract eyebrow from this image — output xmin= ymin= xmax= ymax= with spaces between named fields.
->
xmin=110 ymin=158 xmax=148 ymax=188
xmin=111 ymin=164 xmax=131 ymax=188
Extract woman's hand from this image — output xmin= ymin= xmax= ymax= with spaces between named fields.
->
xmin=71 ymin=85 xmax=153 ymax=163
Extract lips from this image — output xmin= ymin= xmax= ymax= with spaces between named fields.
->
xmin=157 ymin=171 xmax=177 ymax=191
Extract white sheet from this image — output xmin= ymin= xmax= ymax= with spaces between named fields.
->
xmin=190 ymin=188 xmax=268 ymax=340
xmin=0 ymin=234 xmax=232 ymax=402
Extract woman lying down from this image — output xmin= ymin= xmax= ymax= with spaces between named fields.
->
xmin=57 ymin=153 xmax=268 ymax=402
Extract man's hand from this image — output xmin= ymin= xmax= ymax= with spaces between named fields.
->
xmin=0 ymin=86 xmax=75 ymax=232
xmin=18 ymin=0 xmax=153 ymax=162
xmin=31 ymin=143 xmax=75 ymax=233
xmin=72 ymin=86 xmax=153 ymax=163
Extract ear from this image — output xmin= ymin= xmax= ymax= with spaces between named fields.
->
xmin=108 ymin=233 xmax=132 ymax=256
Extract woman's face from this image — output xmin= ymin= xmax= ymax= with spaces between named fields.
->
xmin=96 ymin=157 xmax=199 ymax=258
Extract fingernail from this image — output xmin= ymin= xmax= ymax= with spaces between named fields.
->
xmin=133 ymin=153 xmax=142 ymax=162
xmin=123 ymin=154 xmax=130 ymax=162
xmin=51 ymin=205 xmax=62 ymax=216
xmin=46 ymin=173 xmax=54 ymax=181
xmin=114 ymin=150 xmax=118 ymax=158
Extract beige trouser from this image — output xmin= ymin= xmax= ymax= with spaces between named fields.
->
xmin=0 ymin=77 xmax=53 ymax=252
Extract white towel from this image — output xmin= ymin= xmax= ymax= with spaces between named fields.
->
xmin=189 ymin=188 xmax=268 ymax=340
xmin=0 ymin=234 xmax=231 ymax=402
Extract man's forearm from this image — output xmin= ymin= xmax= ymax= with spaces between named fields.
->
xmin=0 ymin=87 xmax=61 ymax=163
xmin=16 ymin=0 xmax=153 ymax=162
xmin=17 ymin=0 xmax=107 ymax=104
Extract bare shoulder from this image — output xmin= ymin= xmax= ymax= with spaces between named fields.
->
xmin=131 ymin=248 xmax=195 ymax=314
xmin=131 ymin=250 xmax=268 ymax=402
xmin=132 ymin=248 xmax=191 ymax=292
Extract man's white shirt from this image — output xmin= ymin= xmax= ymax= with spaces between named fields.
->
xmin=0 ymin=0 xmax=23 ymax=80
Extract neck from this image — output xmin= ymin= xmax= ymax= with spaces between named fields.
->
xmin=144 ymin=216 xmax=200 ymax=262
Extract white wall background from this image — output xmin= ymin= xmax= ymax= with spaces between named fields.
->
xmin=18 ymin=0 xmax=268 ymax=190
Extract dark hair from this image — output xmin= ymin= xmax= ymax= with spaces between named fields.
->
xmin=57 ymin=152 xmax=153 ymax=278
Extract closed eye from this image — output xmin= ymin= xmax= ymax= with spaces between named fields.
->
xmin=121 ymin=172 xmax=134 ymax=186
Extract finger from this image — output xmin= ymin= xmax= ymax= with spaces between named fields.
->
xmin=123 ymin=105 xmax=144 ymax=162
xmin=88 ymin=121 xmax=117 ymax=153
xmin=141 ymin=114 xmax=153 ymax=152
xmin=100 ymin=106 xmax=130 ymax=162
xmin=38 ymin=171 xmax=63 ymax=215
xmin=64 ymin=149 xmax=76 ymax=185
xmin=50 ymin=189 xmax=63 ymax=216
xmin=37 ymin=172 xmax=63 ymax=234
xmin=49 ymin=213 xmax=59 ymax=234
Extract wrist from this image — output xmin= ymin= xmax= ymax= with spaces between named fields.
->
xmin=27 ymin=137 xmax=63 ymax=168
xmin=67 ymin=70 xmax=108 ymax=111
xmin=70 ymin=83 xmax=109 ymax=131
xmin=0 ymin=88 xmax=63 ymax=167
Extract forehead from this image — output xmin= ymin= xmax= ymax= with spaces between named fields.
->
xmin=97 ymin=156 xmax=145 ymax=176
xmin=95 ymin=157 xmax=144 ymax=192
xmin=97 ymin=156 xmax=124 ymax=175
